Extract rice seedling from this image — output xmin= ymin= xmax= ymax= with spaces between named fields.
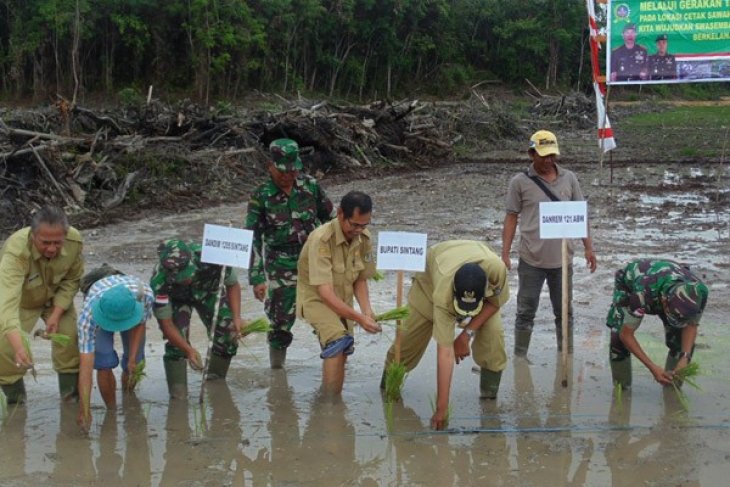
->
xmin=429 ymin=396 xmax=453 ymax=425
xmin=130 ymin=359 xmax=147 ymax=388
xmin=375 ymin=306 xmax=410 ymax=323
xmin=384 ymin=401 xmax=395 ymax=432
xmin=240 ymin=317 xmax=273 ymax=337
xmin=371 ymin=270 xmax=385 ymax=282
xmin=47 ymin=333 xmax=72 ymax=347
xmin=19 ymin=331 xmax=36 ymax=382
xmin=384 ymin=361 xmax=407 ymax=403
xmin=671 ymin=361 xmax=701 ymax=412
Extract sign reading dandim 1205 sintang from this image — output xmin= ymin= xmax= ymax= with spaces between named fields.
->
xmin=607 ymin=0 xmax=730 ymax=85
xmin=201 ymin=224 xmax=253 ymax=268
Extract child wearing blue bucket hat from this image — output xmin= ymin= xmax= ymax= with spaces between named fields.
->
xmin=76 ymin=274 xmax=154 ymax=431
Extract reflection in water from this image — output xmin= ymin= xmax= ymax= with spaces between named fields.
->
xmin=605 ymin=387 xmax=699 ymax=486
xmin=160 ymin=382 xmax=244 ymax=486
xmin=53 ymin=404 xmax=96 ymax=484
xmin=0 ymin=405 xmax=28 ymax=482
xmin=120 ymin=394 xmax=152 ymax=486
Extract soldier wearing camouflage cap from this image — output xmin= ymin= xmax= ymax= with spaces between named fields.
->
xmin=150 ymin=239 xmax=244 ymax=397
xmin=245 ymin=138 xmax=336 ymax=368
xmin=606 ymin=259 xmax=709 ymax=389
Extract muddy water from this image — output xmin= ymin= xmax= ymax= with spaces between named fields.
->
xmin=1 ymin=161 xmax=729 ymax=486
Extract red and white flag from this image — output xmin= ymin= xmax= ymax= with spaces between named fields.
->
xmin=586 ymin=0 xmax=617 ymax=152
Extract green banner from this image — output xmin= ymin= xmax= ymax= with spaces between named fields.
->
xmin=607 ymin=0 xmax=730 ymax=84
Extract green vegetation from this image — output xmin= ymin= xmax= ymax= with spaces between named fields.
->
xmin=622 ymin=106 xmax=730 ymax=128
xmin=671 ymin=362 xmax=701 ymax=412
xmin=0 ymin=0 xmax=595 ymax=102
xmin=240 ymin=317 xmax=273 ymax=337
xmin=375 ymin=306 xmax=410 ymax=323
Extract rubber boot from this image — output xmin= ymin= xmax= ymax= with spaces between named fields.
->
xmin=610 ymin=358 xmax=632 ymax=389
xmin=514 ymin=329 xmax=532 ymax=357
xmin=479 ymin=369 xmax=502 ymax=399
xmin=58 ymin=373 xmax=79 ymax=402
xmin=269 ymin=347 xmax=287 ymax=370
xmin=206 ymin=354 xmax=231 ymax=381
xmin=379 ymin=369 xmax=387 ymax=390
xmin=164 ymin=358 xmax=188 ymax=399
xmin=1 ymin=379 xmax=26 ymax=405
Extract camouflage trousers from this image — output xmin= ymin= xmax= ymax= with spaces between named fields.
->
xmin=162 ymin=295 xmax=238 ymax=361
xmin=264 ymin=252 xmax=298 ymax=349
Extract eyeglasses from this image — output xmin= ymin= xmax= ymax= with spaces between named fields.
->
xmin=347 ymin=218 xmax=370 ymax=229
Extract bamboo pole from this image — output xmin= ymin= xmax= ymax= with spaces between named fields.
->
xmin=561 ymin=238 xmax=569 ymax=388
xmin=394 ymin=270 xmax=404 ymax=363
xmin=199 ymin=265 xmax=228 ymax=404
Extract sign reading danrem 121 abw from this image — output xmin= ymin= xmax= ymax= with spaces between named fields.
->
xmin=607 ymin=0 xmax=730 ymax=85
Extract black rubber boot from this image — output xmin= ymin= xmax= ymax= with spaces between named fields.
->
xmin=164 ymin=358 xmax=188 ymax=399
xmin=479 ymin=369 xmax=502 ymax=399
xmin=206 ymin=354 xmax=232 ymax=380
xmin=1 ymin=379 xmax=26 ymax=405
xmin=58 ymin=373 xmax=79 ymax=402
xmin=610 ymin=358 xmax=632 ymax=389
xmin=514 ymin=329 xmax=532 ymax=357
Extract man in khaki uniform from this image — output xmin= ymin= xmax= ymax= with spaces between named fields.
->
xmin=0 ymin=206 xmax=84 ymax=403
xmin=297 ymin=191 xmax=381 ymax=394
xmin=383 ymin=240 xmax=509 ymax=430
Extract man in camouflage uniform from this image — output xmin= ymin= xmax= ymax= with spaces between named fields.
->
xmin=245 ymin=138 xmax=335 ymax=368
xmin=150 ymin=239 xmax=243 ymax=397
xmin=606 ymin=259 xmax=708 ymax=389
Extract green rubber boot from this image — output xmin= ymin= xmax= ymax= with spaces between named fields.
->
xmin=610 ymin=358 xmax=632 ymax=389
xmin=58 ymin=373 xmax=79 ymax=402
xmin=479 ymin=369 xmax=502 ymax=399
xmin=1 ymin=379 xmax=26 ymax=405
xmin=206 ymin=355 xmax=231 ymax=381
xmin=164 ymin=358 xmax=188 ymax=399
xmin=514 ymin=329 xmax=532 ymax=357
xmin=269 ymin=347 xmax=287 ymax=370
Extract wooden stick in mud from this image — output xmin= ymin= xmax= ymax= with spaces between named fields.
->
xmin=561 ymin=238 xmax=569 ymax=387
xmin=394 ymin=270 xmax=404 ymax=363
xmin=199 ymin=263 xmax=227 ymax=404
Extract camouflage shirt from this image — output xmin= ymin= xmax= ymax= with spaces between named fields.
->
xmin=610 ymin=259 xmax=706 ymax=329
xmin=150 ymin=241 xmax=238 ymax=320
xmin=245 ymin=174 xmax=335 ymax=285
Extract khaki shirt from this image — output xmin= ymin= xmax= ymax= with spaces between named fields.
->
xmin=0 ymin=227 xmax=84 ymax=335
xmin=505 ymin=162 xmax=586 ymax=268
xmin=296 ymin=219 xmax=375 ymax=322
xmin=409 ymin=240 xmax=509 ymax=347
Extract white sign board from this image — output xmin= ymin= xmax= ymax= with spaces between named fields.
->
xmin=376 ymin=231 xmax=427 ymax=272
xmin=539 ymin=201 xmax=588 ymax=239
xmin=200 ymin=224 xmax=253 ymax=268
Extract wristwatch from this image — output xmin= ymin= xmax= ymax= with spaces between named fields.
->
xmin=463 ymin=328 xmax=476 ymax=339
xmin=677 ymin=351 xmax=692 ymax=362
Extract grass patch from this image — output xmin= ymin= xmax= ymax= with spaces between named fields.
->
xmin=622 ymin=106 xmax=730 ymax=129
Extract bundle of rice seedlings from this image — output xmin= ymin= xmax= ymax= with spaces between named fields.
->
xmin=371 ymin=270 xmax=385 ymax=282
xmin=429 ymin=396 xmax=453 ymax=426
xmin=47 ymin=333 xmax=72 ymax=347
xmin=130 ymin=359 xmax=147 ymax=387
xmin=384 ymin=361 xmax=407 ymax=403
xmin=240 ymin=317 xmax=273 ymax=337
xmin=671 ymin=361 xmax=701 ymax=412
xmin=375 ymin=306 xmax=410 ymax=323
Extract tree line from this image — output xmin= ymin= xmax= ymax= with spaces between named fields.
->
xmin=0 ymin=0 xmax=590 ymax=104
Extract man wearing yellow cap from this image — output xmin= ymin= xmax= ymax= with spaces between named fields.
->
xmin=382 ymin=240 xmax=509 ymax=430
xmin=501 ymin=130 xmax=597 ymax=358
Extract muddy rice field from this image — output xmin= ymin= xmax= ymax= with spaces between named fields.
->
xmin=1 ymin=160 xmax=729 ymax=486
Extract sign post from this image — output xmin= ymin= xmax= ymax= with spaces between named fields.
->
xmin=376 ymin=231 xmax=428 ymax=363
xmin=198 ymin=224 xmax=253 ymax=403
xmin=539 ymin=201 xmax=588 ymax=388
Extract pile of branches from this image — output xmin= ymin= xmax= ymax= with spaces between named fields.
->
xmin=0 ymin=95 xmax=467 ymax=235
xmin=525 ymin=84 xmax=595 ymax=129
